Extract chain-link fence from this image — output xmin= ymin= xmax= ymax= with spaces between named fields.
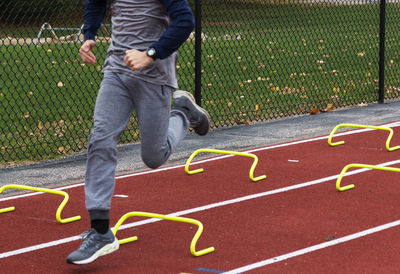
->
xmin=1 ymin=0 xmax=400 ymax=164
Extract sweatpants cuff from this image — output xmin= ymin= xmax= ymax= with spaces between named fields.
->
xmin=89 ymin=209 xmax=110 ymax=221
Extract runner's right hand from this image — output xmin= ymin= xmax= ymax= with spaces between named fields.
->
xmin=79 ymin=39 xmax=96 ymax=64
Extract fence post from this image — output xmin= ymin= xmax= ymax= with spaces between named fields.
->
xmin=194 ymin=0 xmax=202 ymax=106
xmin=378 ymin=0 xmax=386 ymax=104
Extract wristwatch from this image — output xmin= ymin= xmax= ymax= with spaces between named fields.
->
xmin=146 ymin=47 xmax=157 ymax=60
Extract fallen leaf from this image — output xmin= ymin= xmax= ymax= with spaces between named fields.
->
xmin=38 ymin=121 xmax=44 ymax=130
xmin=320 ymin=103 xmax=334 ymax=112
xmin=309 ymin=108 xmax=319 ymax=115
xmin=57 ymin=147 xmax=66 ymax=154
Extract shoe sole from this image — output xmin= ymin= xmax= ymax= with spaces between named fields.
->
xmin=173 ymin=90 xmax=210 ymax=136
xmin=67 ymin=238 xmax=120 ymax=265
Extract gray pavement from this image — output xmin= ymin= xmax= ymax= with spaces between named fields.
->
xmin=1 ymin=100 xmax=400 ymax=195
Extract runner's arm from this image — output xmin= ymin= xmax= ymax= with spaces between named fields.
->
xmin=150 ymin=0 xmax=195 ymax=59
xmin=83 ymin=0 xmax=108 ymax=41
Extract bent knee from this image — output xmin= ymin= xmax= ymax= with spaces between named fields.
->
xmin=141 ymin=149 xmax=170 ymax=169
xmin=141 ymin=156 xmax=163 ymax=169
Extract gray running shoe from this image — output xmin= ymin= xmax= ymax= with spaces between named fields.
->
xmin=173 ymin=90 xmax=210 ymax=136
xmin=66 ymin=228 xmax=119 ymax=265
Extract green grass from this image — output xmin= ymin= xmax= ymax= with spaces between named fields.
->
xmin=198 ymin=2 xmax=393 ymax=125
xmin=0 ymin=43 xmax=101 ymax=162
xmin=1 ymin=2 xmax=400 ymax=164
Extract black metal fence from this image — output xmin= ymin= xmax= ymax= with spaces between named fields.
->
xmin=1 ymin=0 xmax=400 ymax=164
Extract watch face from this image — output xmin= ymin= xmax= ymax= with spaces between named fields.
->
xmin=147 ymin=48 xmax=156 ymax=57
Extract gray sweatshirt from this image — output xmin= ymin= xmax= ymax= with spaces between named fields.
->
xmin=100 ymin=0 xmax=194 ymax=88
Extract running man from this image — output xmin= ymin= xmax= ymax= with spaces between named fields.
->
xmin=66 ymin=0 xmax=210 ymax=264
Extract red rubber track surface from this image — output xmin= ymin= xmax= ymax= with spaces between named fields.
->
xmin=1 ymin=124 xmax=400 ymax=273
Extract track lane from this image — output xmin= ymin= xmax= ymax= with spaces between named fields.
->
xmin=1 ymin=124 xmax=400 ymax=273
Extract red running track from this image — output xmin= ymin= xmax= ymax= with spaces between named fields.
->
xmin=1 ymin=122 xmax=400 ymax=273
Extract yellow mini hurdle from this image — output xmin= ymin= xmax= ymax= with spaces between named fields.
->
xmin=185 ymin=148 xmax=266 ymax=182
xmin=0 ymin=184 xmax=81 ymax=224
xmin=336 ymin=163 xmax=400 ymax=192
xmin=112 ymin=211 xmax=215 ymax=257
xmin=328 ymin=123 xmax=400 ymax=151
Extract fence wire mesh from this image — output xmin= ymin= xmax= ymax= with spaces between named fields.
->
xmin=1 ymin=0 xmax=400 ymax=164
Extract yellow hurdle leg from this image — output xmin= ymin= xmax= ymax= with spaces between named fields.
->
xmin=0 ymin=206 xmax=15 ymax=213
xmin=185 ymin=148 xmax=266 ymax=182
xmin=112 ymin=211 xmax=215 ymax=257
xmin=0 ymin=184 xmax=81 ymax=224
xmin=328 ymin=123 xmax=400 ymax=151
xmin=336 ymin=163 xmax=400 ymax=191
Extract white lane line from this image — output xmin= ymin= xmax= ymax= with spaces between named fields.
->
xmin=224 ymin=219 xmax=400 ymax=274
xmin=1 ymin=158 xmax=400 ymax=259
xmin=0 ymin=235 xmax=80 ymax=259
xmin=2 ymin=120 xmax=400 ymax=202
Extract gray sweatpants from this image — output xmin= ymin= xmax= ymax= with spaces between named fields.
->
xmin=85 ymin=72 xmax=189 ymax=220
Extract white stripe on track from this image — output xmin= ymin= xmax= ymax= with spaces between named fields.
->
xmin=224 ymin=219 xmax=400 ymax=274
xmin=1 ymin=158 xmax=400 ymax=259
xmin=0 ymin=235 xmax=80 ymax=259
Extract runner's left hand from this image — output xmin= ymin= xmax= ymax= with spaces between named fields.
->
xmin=124 ymin=49 xmax=153 ymax=71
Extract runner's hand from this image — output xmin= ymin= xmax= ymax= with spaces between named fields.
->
xmin=79 ymin=40 xmax=97 ymax=64
xmin=124 ymin=49 xmax=153 ymax=71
